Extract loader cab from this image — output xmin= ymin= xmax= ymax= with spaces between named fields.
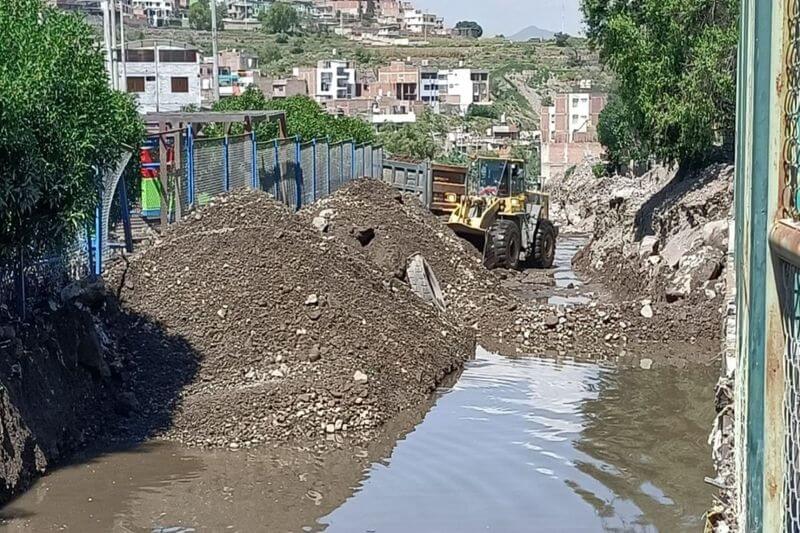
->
xmin=468 ymin=157 xmax=526 ymax=198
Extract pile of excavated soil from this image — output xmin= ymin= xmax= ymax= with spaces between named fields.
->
xmin=110 ymin=190 xmax=473 ymax=449
xmin=298 ymin=180 xmax=707 ymax=364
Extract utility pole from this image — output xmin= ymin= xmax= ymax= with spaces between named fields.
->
xmin=101 ymin=0 xmax=114 ymax=88
xmin=210 ymin=0 xmax=220 ymax=102
xmin=110 ymin=0 xmax=118 ymax=89
xmin=119 ymin=2 xmax=127 ymax=91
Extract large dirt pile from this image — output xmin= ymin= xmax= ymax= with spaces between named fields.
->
xmin=111 ymin=190 xmax=472 ymax=449
xmin=298 ymin=179 xmax=707 ymax=362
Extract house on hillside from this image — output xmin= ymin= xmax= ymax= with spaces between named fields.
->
xmin=120 ymin=40 xmax=201 ymax=113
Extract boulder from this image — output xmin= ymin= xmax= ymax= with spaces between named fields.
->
xmin=638 ymin=235 xmax=659 ymax=258
xmin=703 ymin=220 xmax=729 ymax=251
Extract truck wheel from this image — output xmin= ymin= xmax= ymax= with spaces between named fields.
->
xmin=488 ymin=219 xmax=522 ymax=270
xmin=531 ymin=219 xmax=557 ymax=269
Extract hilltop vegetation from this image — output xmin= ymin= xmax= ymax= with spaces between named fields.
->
xmin=133 ymin=24 xmax=611 ymax=130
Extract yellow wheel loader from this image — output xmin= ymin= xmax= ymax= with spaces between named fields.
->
xmin=446 ymin=156 xmax=557 ymax=270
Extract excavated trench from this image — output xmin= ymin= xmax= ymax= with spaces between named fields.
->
xmin=0 ymin=236 xmax=716 ymax=533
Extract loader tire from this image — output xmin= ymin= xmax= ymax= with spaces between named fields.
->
xmin=407 ymin=254 xmax=447 ymax=312
xmin=531 ymin=219 xmax=557 ymax=269
xmin=488 ymin=219 xmax=522 ymax=270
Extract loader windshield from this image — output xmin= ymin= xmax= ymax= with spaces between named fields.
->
xmin=469 ymin=159 xmax=509 ymax=197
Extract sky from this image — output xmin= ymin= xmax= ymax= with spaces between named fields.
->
xmin=412 ymin=0 xmax=584 ymax=38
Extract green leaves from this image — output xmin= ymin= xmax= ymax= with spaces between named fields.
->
xmin=209 ymin=89 xmax=376 ymax=144
xmin=0 ymin=0 xmax=144 ymax=261
xmin=260 ymin=3 xmax=300 ymax=35
xmin=188 ymin=0 xmax=225 ymax=31
xmin=582 ymin=0 xmax=738 ymax=167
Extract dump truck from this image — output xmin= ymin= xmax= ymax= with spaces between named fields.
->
xmin=446 ymin=156 xmax=557 ymax=270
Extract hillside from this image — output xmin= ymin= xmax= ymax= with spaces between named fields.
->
xmin=509 ymin=25 xmax=557 ymax=41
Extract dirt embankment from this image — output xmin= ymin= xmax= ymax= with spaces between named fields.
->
xmin=548 ymin=162 xmax=733 ymax=346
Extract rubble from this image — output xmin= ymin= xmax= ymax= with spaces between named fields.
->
xmin=551 ymin=161 xmax=733 ymax=341
xmin=109 ymin=189 xmax=474 ymax=449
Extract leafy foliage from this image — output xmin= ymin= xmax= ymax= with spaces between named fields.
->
xmin=597 ymin=95 xmax=648 ymax=169
xmin=456 ymin=21 xmax=483 ymax=38
xmin=581 ymin=0 xmax=738 ymax=166
xmin=554 ymin=32 xmax=570 ymax=47
xmin=0 ymin=0 xmax=144 ymax=261
xmin=260 ymin=2 xmax=300 ymax=35
xmin=378 ymin=110 xmax=449 ymax=160
xmin=208 ymin=89 xmax=376 ymax=144
xmin=188 ymin=0 xmax=225 ymax=31
xmin=467 ymin=104 xmax=499 ymax=120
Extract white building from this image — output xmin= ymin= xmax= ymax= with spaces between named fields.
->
xmin=437 ymin=68 xmax=491 ymax=114
xmin=402 ymin=8 xmax=444 ymax=35
xmin=131 ymin=0 xmax=172 ymax=26
xmin=315 ymin=60 xmax=357 ymax=101
xmin=120 ymin=40 xmax=201 ymax=113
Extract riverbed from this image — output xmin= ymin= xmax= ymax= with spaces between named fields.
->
xmin=1 ymin=347 xmax=714 ymax=532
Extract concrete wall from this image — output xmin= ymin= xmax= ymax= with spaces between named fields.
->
xmin=125 ymin=53 xmax=201 ymax=113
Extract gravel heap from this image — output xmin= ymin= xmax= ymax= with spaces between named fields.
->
xmin=298 ymin=180 xmax=687 ymax=361
xmin=112 ymin=190 xmax=473 ymax=449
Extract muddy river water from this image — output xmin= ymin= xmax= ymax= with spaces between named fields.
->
xmin=0 ymin=237 xmax=716 ymax=532
xmin=1 ymin=348 xmax=715 ymax=533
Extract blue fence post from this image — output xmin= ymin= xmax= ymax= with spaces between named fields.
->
xmin=251 ymin=130 xmax=258 ymax=189
xmin=186 ymin=125 xmax=195 ymax=205
xmin=119 ymin=177 xmax=134 ymax=253
xmin=86 ymin=226 xmax=94 ymax=279
xmin=294 ymin=135 xmax=303 ymax=210
xmin=351 ymin=141 xmax=356 ymax=181
xmin=326 ymin=139 xmax=331 ymax=196
xmin=312 ymin=138 xmax=318 ymax=201
xmin=93 ymin=202 xmax=102 ymax=276
xmin=339 ymin=143 xmax=344 ymax=192
xmin=223 ymin=135 xmax=230 ymax=192
xmin=273 ymin=138 xmax=281 ymax=199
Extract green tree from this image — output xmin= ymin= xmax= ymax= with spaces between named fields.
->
xmin=596 ymin=95 xmax=648 ymax=169
xmin=188 ymin=0 xmax=224 ymax=31
xmin=378 ymin=110 xmax=448 ymax=160
xmin=260 ymin=2 xmax=300 ymax=35
xmin=581 ymin=0 xmax=738 ymax=166
xmin=209 ymin=89 xmax=376 ymax=144
xmin=467 ymin=104 xmax=498 ymax=119
xmin=0 ymin=0 xmax=144 ymax=262
xmin=455 ymin=21 xmax=483 ymax=38
xmin=554 ymin=32 xmax=570 ymax=46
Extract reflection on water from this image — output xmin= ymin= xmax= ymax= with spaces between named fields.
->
xmin=320 ymin=348 xmax=715 ymax=532
xmin=1 ymin=349 xmax=714 ymax=533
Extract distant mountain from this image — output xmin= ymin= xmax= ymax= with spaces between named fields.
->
xmin=509 ymin=25 xmax=558 ymax=42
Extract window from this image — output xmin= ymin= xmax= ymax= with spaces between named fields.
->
xmin=126 ymin=76 xmax=145 ymax=92
xmin=125 ymin=49 xmax=155 ymax=62
xmin=171 ymin=77 xmax=189 ymax=93
xmin=572 ymin=114 xmax=580 ymax=121
xmin=159 ymin=49 xmax=197 ymax=63
xmin=572 ymin=98 xmax=579 ymax=106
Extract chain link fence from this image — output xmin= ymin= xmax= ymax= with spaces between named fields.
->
xmin=193 ymin=137 xmax=227 ymax=206
xmin=779 ymin=260 xmax=800 ymax=531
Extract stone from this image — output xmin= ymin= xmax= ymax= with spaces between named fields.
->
xmin=353 ymin=227 xmax=376 ymax=246
xmin=640 ymin=358 xmax=653 ymax=370
xmin=216 ymin=308 xmax=228 ymax=319
xmin=312 ymin=217 xmax=329 ymax=232
xmin=639 ymin=236 xmax=659 ymax=258
xmin=544 ymin=314 xmax=560 ymax=329
xmin=640 ymin=304 xmax=654 ymax=319
xmin=308 ymin=345 xmax=321 ymax=362
xmin=305 ymin=294 xmax=319 ymax=306
xmin=326 ymin=423 xmax=336 ymax=434
xmin=648 ymin=255 xmax=662 ymax=266
xmin=703 ymin=220 xmax=729 ymax=251
xmin=353 ymin=370 xmax=368 ymax=383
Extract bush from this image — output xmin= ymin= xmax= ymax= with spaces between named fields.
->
xmin=467 ymin=104 xmax=499 ymax=119
xmin=0 ymin=0 xmax=143 ymax=262
xmin=592 ymin=163 xmax=608 ymax=179
xmin=275 ymin=33 xmax=289 ymax=44
xmin=290 ymin=45 xmax=304 ymax=54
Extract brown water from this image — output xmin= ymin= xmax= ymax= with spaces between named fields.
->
xmin=1 ymin=348 xmax=715 ymax=533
